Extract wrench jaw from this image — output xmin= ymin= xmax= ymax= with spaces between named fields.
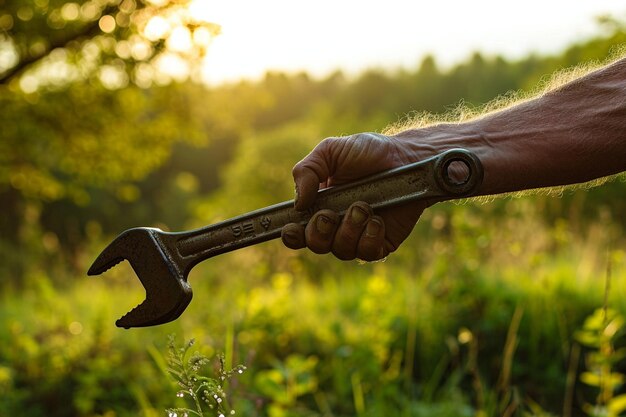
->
xmin=88 ymin=228 xmax=193 ymax=328
xmin=115 ymin=283 xmax=192 ymax=328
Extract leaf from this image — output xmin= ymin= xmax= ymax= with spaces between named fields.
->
xmin=609 ymin=394 xmax=626 ymax=414
xmin=166 ymin=367 xmax=183 ymax=379
xmin=580 ymin=371 xmax=624 ymax=388
xmin=580 ymin=371 xmax=601 ymax=387
xmin=604 ymin=316 xmax=625 ymax=338
xmin=575 ymin=330 xmax=601 ymax=347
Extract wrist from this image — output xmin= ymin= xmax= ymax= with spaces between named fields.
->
xmin=391 ymin=122 xmax=496 ymax=196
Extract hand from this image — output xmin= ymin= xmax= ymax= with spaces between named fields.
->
xmin=281 ymin=132 xmax=430 ymax=261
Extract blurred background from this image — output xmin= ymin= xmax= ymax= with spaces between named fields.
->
xmin=2 ymin=1 xmax=626 ymax=416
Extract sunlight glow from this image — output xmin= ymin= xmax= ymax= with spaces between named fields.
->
xmin=130 ymin=37 xmax=152 ymax=61
xmin=155 ymin=52 xmax=189 ymax=82
xmin=99 ymin=64 xmax=128 ymax=90
xmin=98 ymin=15 xmax=116 ymax=33
xmin=167 ymin=26 xmax=192 ymax=53
xmin=188 ymin=0 xmax=222 ymax=23
xmin=143 ymin=15 xmax=170 ymax=41
xmin=60 ymin=3 xmax=80 ymax=21
xmin=0 ymin=39 xmax=18 ymax=72
xmin=183 ymin=0 xmax=626 ymax=86
xmin=193 ymin=26 xmax=214 ymax=47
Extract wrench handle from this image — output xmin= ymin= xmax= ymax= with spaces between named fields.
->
xmin=173 ymin=148 xmax=482 ymax=273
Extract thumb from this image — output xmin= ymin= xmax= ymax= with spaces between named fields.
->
xmin=293 ymin=165 xmax=323 ymax=210
xmin=292 ymin=138 xmax=338 ymax=210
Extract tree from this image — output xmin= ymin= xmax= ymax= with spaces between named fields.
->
xmin=0 ymin=0 xmax=221 ymax=197
xmin=0 ymin=0 xmax=221 ymax=86
xmin=0 ymin=0 xmax=220 ymax=281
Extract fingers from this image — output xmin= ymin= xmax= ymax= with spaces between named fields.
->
xmin=305 ymin=210 xmax=340 ymax=254
xmin=356 ymin=216 xmax=385 ymax=261
xmin=286 ymin=133 xmax=412 ymax=260
xmin=281 ymin=223 xmax=306 ymax=249
xmin=291 ymin=133 xmax=396 ymax=211
xmin=281 ymin=202 xmax=387 ymax=261
xmin=292 ymin=138 xmax=336 ymax=211
xmin=293 ymin=166 xmax=323 ymax=211
xmin=281 ymin=210 xmax=340 ymax=253
xmin=332 ymin=202 xmax=384 ymax=261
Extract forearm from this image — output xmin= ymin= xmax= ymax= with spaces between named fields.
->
xmin=394 ymin=57 xmax=626 ymax=196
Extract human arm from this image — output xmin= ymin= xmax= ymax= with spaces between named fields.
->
xmin=281 ymin=57 xmax=626 ymax=260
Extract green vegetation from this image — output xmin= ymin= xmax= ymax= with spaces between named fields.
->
xmin=2 ymin=1 xmax=626 ymax=416
xmin=164 ymin=335 xmax=246 ymax=417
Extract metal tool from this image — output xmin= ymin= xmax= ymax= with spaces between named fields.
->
xmin=88 ymin=148 xmax=483 ymax=328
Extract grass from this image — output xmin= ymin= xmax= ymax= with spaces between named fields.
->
xmin=2 ymin=191 xmax=626 ymax=416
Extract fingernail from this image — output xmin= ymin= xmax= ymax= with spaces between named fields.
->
xmin=365 ymin=218 xmax=382 ymax=237
xmin=282 ymin=228 xmax=301 ymax=247
xmin=350 ymin=206 xmax=368 ymax=225
xmin=316 ymin=215 xmax=335 ymax=235
xmin=294 ymin=184 xmax=300 ymax=208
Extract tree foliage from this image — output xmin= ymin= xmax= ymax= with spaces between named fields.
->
xmin=0 ymin=0 xmax=221 ymax=200
xmin=0 ymin=0 xmax=221 ymax=86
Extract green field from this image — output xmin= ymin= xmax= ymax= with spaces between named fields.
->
xmin=3 ymin=185 xmax=626 ymax=416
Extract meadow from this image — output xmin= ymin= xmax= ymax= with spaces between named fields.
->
xmin=3 ymin=182 xmax=626 ymax=417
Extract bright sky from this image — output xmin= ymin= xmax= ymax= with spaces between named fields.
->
xmin=189 ymin=0 xmax=626 ymax=85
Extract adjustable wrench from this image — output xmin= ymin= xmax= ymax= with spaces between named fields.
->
xmin=88 ymin=148 xmax=483 ymax=328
